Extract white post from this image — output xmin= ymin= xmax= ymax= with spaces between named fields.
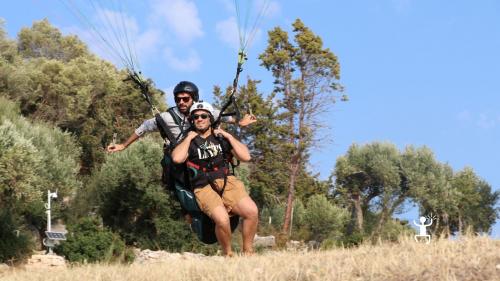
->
xmin=46 ymin=190 xmax=57 ymax=232
xmin=46 ymin=190 xmax=52 ymax=232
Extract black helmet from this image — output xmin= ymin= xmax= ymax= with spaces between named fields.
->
xmin=173 ymin=81 xmax=199 ymax=101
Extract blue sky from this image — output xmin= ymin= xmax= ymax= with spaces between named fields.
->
xmin=2 ymin=0 xmax=499 ymax=237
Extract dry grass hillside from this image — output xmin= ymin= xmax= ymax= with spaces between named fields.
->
xmin=1 ymin=235 xmax=499 ymax=281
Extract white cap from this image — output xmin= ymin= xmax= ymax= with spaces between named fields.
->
xmin=189 ymin=101 xmax=214 ymax=116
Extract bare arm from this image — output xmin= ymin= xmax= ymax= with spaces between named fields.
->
xmin=219 ymin=113 xmax=257 ymax=127
xmin=171 ymin=131 xmax=198 ymax=164
xmin=107 ymin=114 xmax=165 ymax=153
xmin=214 ymin=128 xmax=251 ymax=162
xmin=106 ymin=132 xmax=140 ymax=153
xmin=238 ymin=113 xmax=257 ymax=127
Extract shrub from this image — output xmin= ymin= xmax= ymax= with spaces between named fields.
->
xmin=0 ymin=210 xmax=32 ymax=263
xmin=305 ymin=194 xmax=349 ymax=242
xmin=86 ymin=138 xmax=195 ymax=251
xmin=0 ymin=97 xmax=81 ymax=258
xmin=55 ymin=217 xmax=127 ymax=263
xmin=337 ymin=230 xmax=364 ymax=248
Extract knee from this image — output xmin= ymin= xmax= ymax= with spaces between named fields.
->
xmin=249 ymin=206 xmax=259 ymax=221
xmin=211 ymin=207 xmax=230 ymax=227
xmin=243 ymin=204 xmax=259 ymax=222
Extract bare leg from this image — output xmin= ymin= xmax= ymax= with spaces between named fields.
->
xmin=231 ymin=196 xmax=259 ymax=254
xmin=210 ymin=205 xmax=233 ymax=256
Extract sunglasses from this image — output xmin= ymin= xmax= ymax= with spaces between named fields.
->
xmin=191 ymin=113 xmax=209 ymax=120
xmin=175 ymin=96 xmax=192 ymax=103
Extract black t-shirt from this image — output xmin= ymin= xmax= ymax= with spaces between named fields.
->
xmin=187 ymin=134 xmax=232 ymax=189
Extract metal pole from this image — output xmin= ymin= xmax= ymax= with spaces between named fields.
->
xmin=46 ymin=190 xmax=52 ymax=232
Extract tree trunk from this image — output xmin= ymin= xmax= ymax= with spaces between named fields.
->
xmin=433 ymin=217 xmax=439 ymax=237
xmin=282 ymin=157 xmax=299 ymax=234
xmin=374 ymin=208 xmax=388 ymax=238
xmin=440 ymin=211 xmax=450 ymax=238
xmin=458 ymin=212 xmax=463 ymax=235
xmin=283 ymin=62 xmax=303 ymax=235
xmin=352 ymin=193 xmax=364 ymax=233
xmin=373 ymin=195 xmax=406 ymax=237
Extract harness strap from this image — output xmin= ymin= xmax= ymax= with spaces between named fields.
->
xmin=167 ymin=107 xmax=183 ymax=126
xmin=187 ymin=161 xmax=222 ymax=172
xmin=187 ymin=160 xmax=229 ymax=196
xmin=210 ymin=175 xmax=228 ymax=197
xmin=167 ymin=107 xmax=189 ymax=143
xmin=155 ymin=113 xmax=177 ymax=147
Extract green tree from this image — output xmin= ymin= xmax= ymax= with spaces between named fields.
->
xmin=17 ymin=19 xmax=89 ymax=61
xmin=86 ymin=137 xmax=195 ymax=251
xmin=0 ymin=98 xmax=81 ymax=259
xmin=449 ymin=168 xmax=499 ymax=235
xmin=0 ymin=97 xmax=81 ymax=215
xmin=333 ymin=141 xmax=499 ymax=239
xmin=1 ymin=19 xmax=166 ymax=173
xmin=259 ymin=19 xmax=345 ymax=234
xmin=333 ymin=143 xmax=400 ymax=235
xmin=401 ymin=148 xmax=457 ymax=237
xmin=0 ymin=19 xmax=17 ymax=63
xmin=334 ymin=143 xmax=432 ymax=237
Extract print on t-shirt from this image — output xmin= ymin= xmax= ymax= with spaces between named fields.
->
xmin=197 ymin=140 xmax=223 ymax=160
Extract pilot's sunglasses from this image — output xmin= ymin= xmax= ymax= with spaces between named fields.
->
xmin=175 ymin=96 xmax=191 ymax=103
xmin=192 ymin=113 xmax=209 ymax=120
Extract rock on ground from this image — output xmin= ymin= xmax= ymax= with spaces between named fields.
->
xmin=133 ymin=250 xmax=206 ymax=264
xmin=24 ymin=254 xmax=66 ymax=269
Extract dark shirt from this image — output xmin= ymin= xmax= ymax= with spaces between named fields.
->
xmin=187 ymin=134 xmax=232 ymax=189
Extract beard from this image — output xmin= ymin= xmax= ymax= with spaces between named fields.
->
xmin=195 ymin=123 xmax=210 ymax=134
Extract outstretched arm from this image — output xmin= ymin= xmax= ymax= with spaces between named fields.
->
xmin=214 ymin=128 xmax=251 ymax=162
xmin=425 ymin=218 xmax=433 ymax=227
xmin=218 ymin=111 xmax=257 ymax=127
xmin=106 ymin=132 xmax=140 ymax=153
xmin=238 ymin=113 xmax=257 ymax=127
xmin=107 ymin=115 xmax=165 ymax=152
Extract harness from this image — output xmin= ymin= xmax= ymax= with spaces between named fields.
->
xmin=166 ymin=107 xmax=188 ymax=144
xmin=186 ymin=135 xmax=234 ymax=196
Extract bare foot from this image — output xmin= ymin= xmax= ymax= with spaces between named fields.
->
xmin=224 ymin=251 xmax=234 ymax=258
xmin=242 ymin=250 xmax=254 ymax=256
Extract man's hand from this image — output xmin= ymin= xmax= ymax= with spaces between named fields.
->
xmin=172 ymin=130 xmax=198 ymax=164
xmin=186 ymin=131 xmax=198 ymax=140
xmin=238 ymin=114 xmax=257 ymax=127
xmin=215 ymin=127 xmax=251 ymax=162
xmin=213 ymin=127 xmax=232 ymax=140
xmin=106 ymin=143 xmax=126 ymax=153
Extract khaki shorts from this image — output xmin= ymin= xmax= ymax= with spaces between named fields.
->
xmin=194 ymin=176 xmax=249 ymax=217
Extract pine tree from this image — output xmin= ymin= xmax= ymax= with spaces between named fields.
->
xmin=259 ymin=19 xmax=344 ymax=234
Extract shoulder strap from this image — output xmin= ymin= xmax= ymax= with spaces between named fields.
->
xmin=192 ymin=135 xmax=206 ymax=148
xmin=216 ymin=135 xmax=239 ymax=173
xmin=155 ymin=113 xmax=177 ymax=147
xmin=168 ymin=107 xmax=191 ymax=142
xmin=167 ymin=107 xmax=183 ymax=126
